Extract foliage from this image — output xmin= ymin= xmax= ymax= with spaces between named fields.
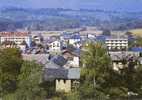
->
xmin=80 ymin=42 xmax=142 ymax=99
xmin=10 ymin=61 xmax=47 ymax=100
xmin=80 ymin=43 xmax=112 ymax=99
xmin=129 ymin=37 xmax=142 ymax=49
xmin=0 ymin=48 xmax=23 ymax=96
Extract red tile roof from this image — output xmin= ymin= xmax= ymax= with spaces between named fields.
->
xmin=0 ymin=32 xmax=29 ymax=37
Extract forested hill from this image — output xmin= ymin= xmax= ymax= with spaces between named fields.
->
xmin=0 ymin=7 xmax=142 ymax=31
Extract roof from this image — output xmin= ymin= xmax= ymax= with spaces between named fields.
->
xmin=0 ymin=32 xmax=29 ymax=37
xmin=43 ymin=68 xmax=68 ymax=81
xmin=51 ymin=55 xmax=68 ymax=67
xmin=68 ymin=68 xmax=80 ymax=79
xmin=131 ymin=47 xmax=142 ymax=52
xmin=62 ymin=49 xmax=80 ymax=57
xmin=96 ymin=35 xmax=109 ymax=41
xmin=45 ymin=61 xmax=61 ymax=69
xmin=71 ymin=34 xmax=81 ymax=39
xmin=22 ymin=54 xmax=49 ymax=65
xmin=63 ymin=45 xmax=80 ymax=57
xmin=109 ymin=51 xmax=139 ymax=61
xmin=47 ymin=38 xmax=59 ymax=44
xmin=43 ymin=68 xmax=80 ymax=81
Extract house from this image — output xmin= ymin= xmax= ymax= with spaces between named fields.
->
xmin=62 ymin=49 xmax=80 ymax=68
xmin=18 ymin=41 xmax=28 ymax=53
xmin=60 ymin=32 xmax=73 ymax=41
xmin=109 ymin=51 xmax=139 ymax=71
xmin=22 ymin=54 xmax=49 ymax=64
xmin=32 ymin=35 xmax=42 ymax=44
xmin=69 ymin=33 xmax=81 ymax=46
xmin=43 ymin=68 xmax=80 ymax=92
xmin=0 ymin=32 xmax=32 ymax=47
xmin=96 ymin=35 xmax=109 ymax=42
xmin=105 ymin=37 xmax=128 ymax=51
xmin=87 ymin=34 xmax=96 ymax=39
xmin=1 ymin=41 xmax=17 ymax=48
xmin=47 ymin=40 xmax=62 ymax=52
xmin=131 ymin=47 xmax=142 ymax=52
xmin=43 ymin=51 xmax=80 ymax=92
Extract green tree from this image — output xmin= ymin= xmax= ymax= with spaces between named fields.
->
xmin=3 ymin=61 xmax=47 ymax=100
xmin=12 ymin=61 xmax=47 ymax=100
xmin=80 ymin=43 xmax=112 ymax=99
xmin=80 ymin=42 xmax=142 ymax=99
xmin=0 ymin=48 xmax=22 ymax=96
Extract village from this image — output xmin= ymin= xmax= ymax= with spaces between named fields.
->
xmin=0 ymin=30 xmax=142 ymax=94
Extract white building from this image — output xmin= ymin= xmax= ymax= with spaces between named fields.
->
xmin=105 ymin=37 xmax=128 ymax=51
xmin=48 ymin=40 xmax=62 ymax=52
xmin=68 ymin=34 xmax=81 ymax=45
xmin=0 ymin=32 xmax=32 ymax=47
xmin=62 ymin=50 xmax=80 ymax=68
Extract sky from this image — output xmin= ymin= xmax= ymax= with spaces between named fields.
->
xmin=0 ymin=0 xmax=142 ymax=12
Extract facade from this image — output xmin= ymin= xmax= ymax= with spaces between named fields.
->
xmin=48 ymin=40 xmax=62 ymax=52
xmin=43 ymin=51 xmax=80 ymax=93
xmin=43 ymin=68 xmax=80 ymax=93
xmin=105 ymin=37 xmax=128 ymax=51
xmin=0 ymin=32 xmax=32 ymax=47
xmin=32 ymin=35 xmax=42 ymax=44
xmin=62 ymin=50 xmax=80 ymax=68
xmin=56 ymin=79 xmax=72 ymax=92
xmin=109 ymin=51 xmax=139 ymax=71
xmin=69 ymin=34 xmax=81 ymax=45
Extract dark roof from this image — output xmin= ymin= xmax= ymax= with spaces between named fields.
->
xmin=43 ymin=68 xmax=80 ymax=81
xmin=71 ymin=34 xmax=81 ymax=39
xmin=109 ymin=52 xmax=138 ymax=61
xmin=96 ymin=35 xmax=110 ymax=42
xmin=45 ymin=61 xmax=61 ymax=68
xmin=43 ymin=68 xmax=68 ymax=81
xmin=51 ymin=55 xmax=68 ymax=67
xmin=131 ymin=47 xmax=142 ymax=52
xmin=63 ymin=45 xmax=80 ymax=57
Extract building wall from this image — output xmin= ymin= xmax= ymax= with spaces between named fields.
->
xmin=105 ymin=38 xmax=128 ymax=51
xmin=113 ymin=62 xmax=124 ymax=71
xmin=49 ymin=41 xmax=61 ymax=52
xmin=69 ymin=57 xmax=79 ymax=67
xmin=69 ymin=39 xmax=80 ymax=45
xmin=56 ymin=79 xmax=71 ymax=92
xmin=0 ymin=36 xmax=31 ymax=47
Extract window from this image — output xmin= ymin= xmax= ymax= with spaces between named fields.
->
xmin=53 ymin=43 xmax=55 ymax=47
xmin=57 ymin=43 xmax=60 ymax=47
xmin=63 ymin=80 xmax=66 ymax=83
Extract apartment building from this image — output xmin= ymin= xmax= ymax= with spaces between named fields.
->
xmin=105 ymin=37 xmax=128 ymax=51
xmin=0 ymin=32 xmax=32 ymax=47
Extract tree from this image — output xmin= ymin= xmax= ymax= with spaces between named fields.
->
xmin=80 ymin=43 xmax=112 ymax=99
xmin=80 ymin=42 xmax=142 ymax=99
xmin=129 ymin=37 xmax=142 ymax=49
xmin=0 ymin=48 xmax=23 ymax=96
xmin=9 ymin=61 xmax=47 ymax=100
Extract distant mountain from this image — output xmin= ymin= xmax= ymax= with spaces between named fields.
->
xmin=0 ymin=7 xmax=142 ymax=31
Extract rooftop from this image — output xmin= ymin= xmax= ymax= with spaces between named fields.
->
xmin=43 ymin=68 xmax=80 ymax=81
xmin=0 ymin=32 xmax=29 ymax=37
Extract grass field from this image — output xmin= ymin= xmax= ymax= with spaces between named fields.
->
xmin=129 ymin=29 xmax=142 ymax=37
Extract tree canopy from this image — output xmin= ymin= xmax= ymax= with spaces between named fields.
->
xmin=0 ymin=48 xmax=23 ymax=96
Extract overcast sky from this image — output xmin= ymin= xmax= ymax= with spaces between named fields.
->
xmin=0 ymin=0 xmax=142 ymax=12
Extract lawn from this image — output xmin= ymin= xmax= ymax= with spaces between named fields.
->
xmin=129 ymin=29 xmax=142 ymax=37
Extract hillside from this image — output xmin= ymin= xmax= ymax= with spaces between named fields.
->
xmin=0 ymin=7 xmax=142 ymax=31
